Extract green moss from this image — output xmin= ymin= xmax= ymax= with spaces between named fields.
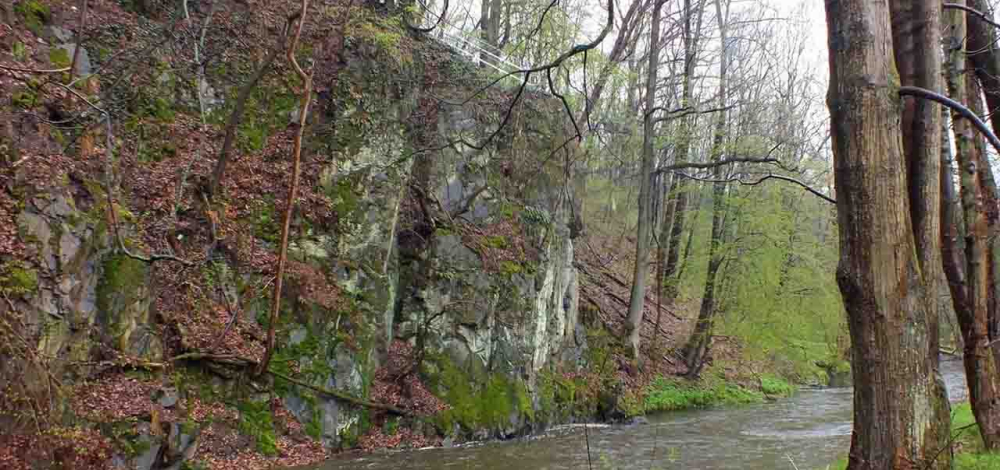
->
xmin=431 ymin=354 xmax=531 ymax=434
xmin=12 ymin=41 xmax=28 ymax=62
xmin=534 ymin=369 xmax=596 ymax=422
xmin=0 ymin=261 xmax=38 ymax=297
xmin=95 ymin=253 xmax=147 ymax=348
xmin=484 ymin=236 xmax=508 ymax=249
xmin=499 ymin=260 xmax=523 ymax=276
xmin=956 ymin=452 xmax=1000 ymax=470
xmin=237 ymin=400 xmax=278 ymax=456
xmin=330 ymin=177 xmax=361 ymax=223
xmin=49 ymin=47 xmax=71 ymax=69
xmin=14 ymin=0 xmax=51 ymax=34
xmin=97 ymin=253 xmax=146 ymax=313
xmin=251 ymin=197 xmax=281 ymax=244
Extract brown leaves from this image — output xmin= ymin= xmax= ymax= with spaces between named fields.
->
xmin=71 ymin=376 xmax=159 ymax=423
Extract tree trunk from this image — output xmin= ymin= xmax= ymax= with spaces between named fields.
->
xmin=888 ymin=0 xmax=952 ymax=463
xmin=660 ymin=0 xmax=704 ymax=306
xmin=943 ymin=4 xmax=1000 ymax=448
xmin=624 ymin=0 xmax=664 ymax=361
xmin=682 ymin=0 xmax=729 ymax=378
xmin=824 ymin=0 xmax=951 ymax=467
xmin=966 ymin=0 xmax=1000 ymax=361
xmin=965 ymin=67 xmax=1000 ymax=363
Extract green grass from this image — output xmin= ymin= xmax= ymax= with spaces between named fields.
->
xmin=760 ymin=376 xmax=797 ymax=397
xmin=821 ymin=403 xmax=998 ymax=470
xmin=643 ymin=377 xmax=763 ymax=413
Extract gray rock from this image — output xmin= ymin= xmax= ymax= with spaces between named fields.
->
xmin=289 ymin=328 xmax=309 ymax=346
xmin=57 ymin=44 xmax=91 ymax=76
xmin=19 ymin=211 xmax=56 ymax=270
xmin=47 ymin=195 xmax=74 ymax=217
xmin=45 ymin=26 xmax=73 ymax=43
xmin=58 ymin=231 xmax=81 ymax=267
xmin=154 ymin=386 xmax=180 ymax=408
xmin=133 ymin=424 xmax=162 ymax=470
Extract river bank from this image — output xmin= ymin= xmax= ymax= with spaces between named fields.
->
xmin=296 ymin=358 xmax=967 ymax=470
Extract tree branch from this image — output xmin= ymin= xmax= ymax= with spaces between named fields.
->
xmin=944 ymin=2 xmax=1000 ymax=30
xmin=257 ymin=0 xmax=315 ymax=378
xmin=899 ymin=85 xmax=1000 ymax=157
xmin=654 ymin=155 xmax=778 ymax=174
xmin=406 ymin=0 xmax=449 ymax=33
xmin=269 ymin=370 xmax=409 ymax=416
xmin=675 ymin=171 xmax=837 ymax=204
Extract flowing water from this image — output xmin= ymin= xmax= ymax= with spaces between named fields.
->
xmin=305 ymin=357 xmax=968 ymax=470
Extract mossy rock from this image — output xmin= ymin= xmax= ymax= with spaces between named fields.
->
xmin=429 ymin=353 xmax=532 ymax=436
xmin=96 ymin=253 xmax=150 ymax=352
xmin=0 ymin=261 xmax=38 ymax=297
xmin=14 ymin=0 xmax=51 ymax=34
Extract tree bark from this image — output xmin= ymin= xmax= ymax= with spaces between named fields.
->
xmin=966 ymin=0 xmax=1000 ymax=360
xmin=888 ymin=0 xmax=952 ymax=463
xmin=942 ymin=4 xmax=1000 ymax=448
xmin=624 ymin=0 xmax=665 ymax=361
xmin=824 ymin=0 xmax=951 ymax=467
xmin=966 ymin=67 xmax=1000 ymax=362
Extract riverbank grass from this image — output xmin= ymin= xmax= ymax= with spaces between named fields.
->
xmin=823 ymin=403 xmax=1000 ymax=470
xmin=642 ymin=375 xmax=796 ymax=413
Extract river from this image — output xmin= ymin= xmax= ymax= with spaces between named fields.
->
xmin=304 ymin=356 xmax=968 ymax=470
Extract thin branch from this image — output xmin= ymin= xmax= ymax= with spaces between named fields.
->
xmin=268 ymin=369 xmax=409 ymax=415
xmin=55 ymin=82 xmax=195 ymax=266
xmin=209 ymin=12 xmax=297 ymax=198
xmin=257 ymin=0 xmax=316 ymax=377
xmin=944 ymin=2 xmax=1000 ymax=31
xmin=407 ymin=0 xmax=449 ymax=33
xmin=647 ymin=104 xmax=734 ymax=123
xmin=654 ymin=155 xmax=778 ymax=174
xmin=675 ymin=170 xmax=837 ymax=204
xmin=0 ymin=64 xmax=70 ymax=74
xmin=548 ymin=67 xmax=581 ymax=139
xmin=68 ymin=0 xmax=89 ymax=84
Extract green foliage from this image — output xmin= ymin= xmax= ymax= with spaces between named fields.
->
xmin=643 ymin=376 xmax=762 ymax=413
xmin=11 ymin=89 xmax=38 ymax=109
xmin=955 ymin=452 xmax=1000 ymax=470
xmin=12 ymin=41 xmax=28 ymax=62
xmin=237 ymin=400 xmax=278 ymax=456
xmin=520 ymin=206 xmax=551 ymax=226
xmin=251 ymin=197 xmax=280 ymax=244
xmin=14 ymin=0 xmax=50 ymax=34
xmin=759 ymin=376 xmax=796 ymax=397
xmin=306 ymin=407 xmax=323 ymax=440
xmin=0 ymin=261 xmax=38 ymax=298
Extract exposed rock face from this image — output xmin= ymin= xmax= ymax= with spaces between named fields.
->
xmin=14 ymin=191 xmax=163 ymax=385
xmin=2 ymin=12 xmax=584 ymax=454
